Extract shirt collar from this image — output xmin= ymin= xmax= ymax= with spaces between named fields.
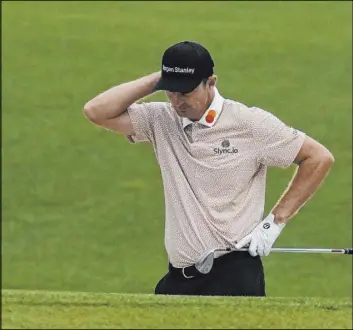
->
xmin=182 ymin=88 xmax=225 ymax=128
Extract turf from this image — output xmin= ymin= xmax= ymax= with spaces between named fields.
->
xmin=2 ymin=0 xmax=352 ymax=302
xmin=2 ymin=289 xmax=352 ymax=329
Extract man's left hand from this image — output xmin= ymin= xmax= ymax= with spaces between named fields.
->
xmin=235 ymin=214 xmax=286 ymax=257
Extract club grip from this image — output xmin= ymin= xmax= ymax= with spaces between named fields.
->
xmin=344 ymin=248 xmax=353 ymax=255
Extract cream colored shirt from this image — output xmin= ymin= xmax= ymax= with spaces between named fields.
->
xmin=127 ymin=88 xmax=305 ymax=267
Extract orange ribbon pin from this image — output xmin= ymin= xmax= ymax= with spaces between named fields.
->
xmin=205 ymin=109 xmax=217 ymax=124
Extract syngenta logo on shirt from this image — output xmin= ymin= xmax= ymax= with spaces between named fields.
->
xmin=214 ymin=140 xmax=238 ymax=155
xmin=162 ymin=65 xmax=195 ymax=74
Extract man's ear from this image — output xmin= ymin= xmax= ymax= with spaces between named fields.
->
xmin=208 ymin=75 xmax=217 ymax=87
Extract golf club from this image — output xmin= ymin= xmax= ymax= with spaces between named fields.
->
xmin=195 ymin=247 xmax=353 ymax=274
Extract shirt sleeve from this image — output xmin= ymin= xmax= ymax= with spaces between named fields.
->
xmin=126 ymin=102 xmax=165 ymax=144
xmin=250 ymin=107 xmax=306 ymax=168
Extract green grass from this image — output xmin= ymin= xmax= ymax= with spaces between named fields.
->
xmin=2 ymin=0 xmax=352 ymax=304
xmin=2 ymin=290 xmax=352 ymax=329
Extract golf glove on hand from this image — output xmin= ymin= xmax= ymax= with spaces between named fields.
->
xmin=235 ymin=214 xmax=286 ymax=257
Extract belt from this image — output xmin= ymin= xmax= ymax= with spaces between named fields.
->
xmin=169 ymin=250 xmax=249 ymax=279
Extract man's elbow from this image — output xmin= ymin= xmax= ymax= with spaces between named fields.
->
xmin=83 ymin=101 xmax=100 ymax=124
xmin=322 ymin=150 xmax=335 ymax=166
xmin=318 ymin=147 xmax=335 ymax=169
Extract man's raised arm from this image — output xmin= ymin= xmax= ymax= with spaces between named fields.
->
xmin=83 ymin=71 xmax=161 ymax=135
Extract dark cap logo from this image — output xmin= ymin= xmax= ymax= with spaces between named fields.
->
xmin=263 ymin=223 xmax=270 ymax=229
xmin=221 ymin=140 xmax=230 ymax=148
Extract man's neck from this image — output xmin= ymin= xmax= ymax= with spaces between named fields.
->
xmin=205 ymin=88 xmax=215 ymax=111
xmin=190 ymin=88 xmax=215 ymax=121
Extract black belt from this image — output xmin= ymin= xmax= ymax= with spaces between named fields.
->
xmin=169 ymin=250 xmax=249 ymax=279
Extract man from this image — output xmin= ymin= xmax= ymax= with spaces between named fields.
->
xmin=83 ymin=41 xmax=334 ymax=296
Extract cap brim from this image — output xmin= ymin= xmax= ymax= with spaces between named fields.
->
xmin=152 ymin=77 xmax=201 ymax=93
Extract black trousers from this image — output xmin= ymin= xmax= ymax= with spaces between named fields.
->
xmin=155 ymin=251 xmax=265 ymax=297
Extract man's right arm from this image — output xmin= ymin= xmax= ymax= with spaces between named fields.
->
xmin=83 ymin=71 xmax=161 ymax=135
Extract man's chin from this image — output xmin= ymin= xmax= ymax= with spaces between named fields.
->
xmin=176 ymin=111 xmax=188 ymax=117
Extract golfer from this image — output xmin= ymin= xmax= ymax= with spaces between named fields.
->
xmin=83 ymin=41 xmax=334 ymax=296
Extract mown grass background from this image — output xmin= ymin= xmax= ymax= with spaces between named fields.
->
xmin=2 ymin=289 xmax=352 ymax=329
xmin=2 ymin=1 xmax=352 ymax=328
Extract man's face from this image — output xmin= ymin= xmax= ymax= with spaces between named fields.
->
xmin=165 ymin=77 xmax=216 ymax=121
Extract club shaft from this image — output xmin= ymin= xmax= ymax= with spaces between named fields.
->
xmin=228 ymin=248 xmax=352 ymax=254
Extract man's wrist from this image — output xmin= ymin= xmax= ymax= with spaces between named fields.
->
xmin=131 ymin=71 xmax=162 ymax=99
xmin=144 ymin=71 xmax=161 ymax=89
xmin=271 ymin=210 xmax=292 ymax=225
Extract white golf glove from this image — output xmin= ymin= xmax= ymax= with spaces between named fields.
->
xmin=235 ymin=214 xmax=286 ymax=257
